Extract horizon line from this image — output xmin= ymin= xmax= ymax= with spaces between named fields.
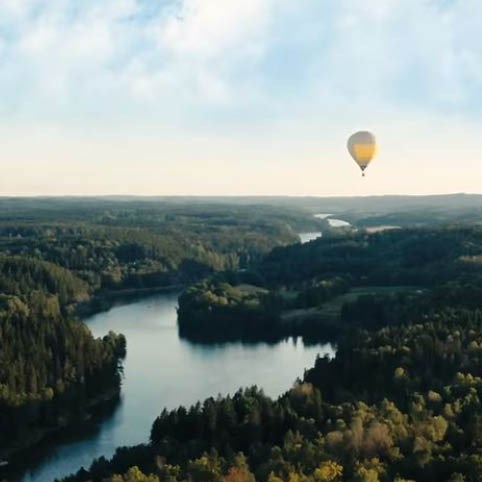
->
xmin=0 ymin=192 xmax=479 ymax=200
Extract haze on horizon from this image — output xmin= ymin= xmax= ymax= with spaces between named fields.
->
xmin=1 ymin=0 xmax=482 ymax=197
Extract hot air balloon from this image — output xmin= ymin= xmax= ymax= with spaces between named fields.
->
xmin=347 ymin=131 xmax=377 ymax=177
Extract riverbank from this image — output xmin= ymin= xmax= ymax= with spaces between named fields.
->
xmin=74 ymin=284 xmax=184 ymax=318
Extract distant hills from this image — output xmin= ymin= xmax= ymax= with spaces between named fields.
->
xmin=1 ymin=193 xmax=482 ymax=227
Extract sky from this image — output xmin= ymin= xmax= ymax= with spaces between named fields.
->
xmin=1 ymin=0 xmax=482 ymax=196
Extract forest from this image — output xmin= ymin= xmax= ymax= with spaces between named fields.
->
xmin=0 ymin=198 xmax=317 ymax=293
xmin=177 ymin=226 xmax=482 ymax=343
xmin=0 ymin=255 xmax=126 ymax=460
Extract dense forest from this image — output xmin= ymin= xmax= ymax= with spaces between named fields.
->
xmin=0 ymin=199 xmax=318 ymax=465
xmin=0 ymin=199 xmax=317 ymax=293
xmin=177 ymin=226 xmax=482 ymax=343
xmin=0 ymin=255 xmax=126 ymax=460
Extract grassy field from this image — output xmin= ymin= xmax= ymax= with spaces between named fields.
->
xmin=281 ymin=285 xmax=425 ymax=323
xmin=237 ymin=284 xmax=268 ymax=295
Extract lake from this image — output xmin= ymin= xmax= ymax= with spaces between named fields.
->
xmin=298 ymin=215 xmax=352 ymax=244
xmin=12 ymin=293 xmax=335 ymax=482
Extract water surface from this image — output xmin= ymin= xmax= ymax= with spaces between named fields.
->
xmin=14 ymin=293 xmax=335 ymax=482
xmin=328 ymin=218 xmax=351 ymax=228
xmin=299 ymin=232 xmax=322 ymax=244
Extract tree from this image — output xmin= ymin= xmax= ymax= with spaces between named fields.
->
xmin=313 ymin=461 xmax=343 ymax=481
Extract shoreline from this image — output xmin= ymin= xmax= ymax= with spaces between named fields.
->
xmin=0 ymin=386 xmax=121 ymax=469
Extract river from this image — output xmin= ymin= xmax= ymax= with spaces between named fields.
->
xmin=298 ymin=215 xmax=352 ymax=244
xmin=12 ymin=292 xmax=335 ymax=482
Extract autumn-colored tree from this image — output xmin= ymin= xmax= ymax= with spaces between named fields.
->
xmin=313 ymin=460 xmax=343 ymax=482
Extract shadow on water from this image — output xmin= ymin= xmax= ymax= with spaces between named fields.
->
xmin=177 ymin=321 xmax=339 ymax=348
xmin=178 ymin=332 xmax=334 ymax=349
xmin=178 ymin=330 xmax=288 ymax=347
xmin=2 ymin=396 xmax=122 ymax=482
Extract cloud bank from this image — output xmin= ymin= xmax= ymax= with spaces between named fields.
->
xmin=1 ymin=0 xmax=482 ymax=195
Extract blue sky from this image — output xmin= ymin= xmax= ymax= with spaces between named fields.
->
xmin=1 ymin=0 xmax=482 ymax=195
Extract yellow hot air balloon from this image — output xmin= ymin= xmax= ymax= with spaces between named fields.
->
xmin=347 ymin=131 xmax=377 ymax=177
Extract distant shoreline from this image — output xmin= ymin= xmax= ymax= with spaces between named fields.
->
xmin=75 ymin=284 xmax=184 ymax=318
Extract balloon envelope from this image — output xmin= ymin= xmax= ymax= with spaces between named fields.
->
xmin=347 ymin=131 xmax=377 ymax=173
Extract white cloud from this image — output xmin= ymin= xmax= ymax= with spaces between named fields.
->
xmin=0 ymin=0 xmax=42 ymax=17
xmin=2 ymin=0 xmax=482 ymax=121
xmin=157 ymin=0 xmax=274 ymax=59
xmin=2 ymin=0 xmax=482 ymax=195
xmin=321 ymin=0 xmax=482 ymax=110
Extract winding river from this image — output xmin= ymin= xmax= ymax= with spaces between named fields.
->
xmin=12 ymin=293 xmax=335 ymax=482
